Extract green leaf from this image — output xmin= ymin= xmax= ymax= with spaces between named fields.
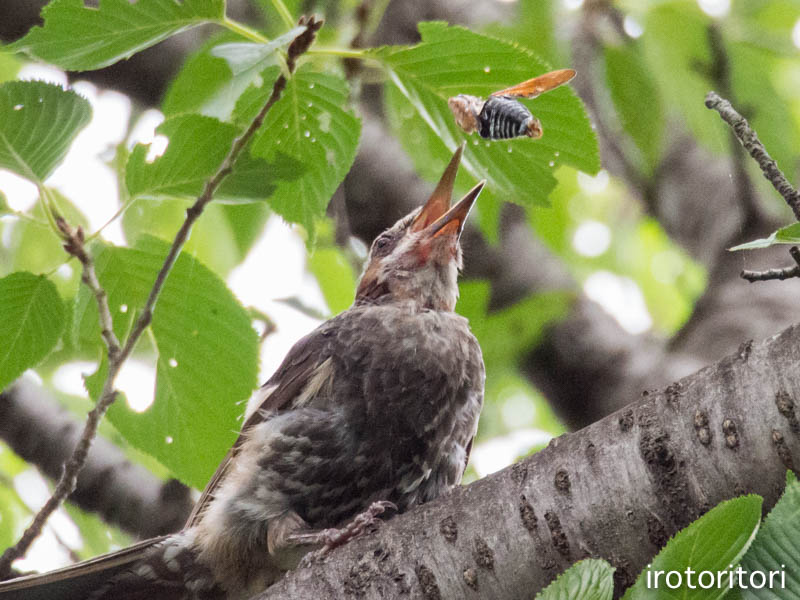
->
xmin=624 ymin=495 xmax=763 ymax=600
xmin=456 ymin=281 xmax=571 ymax=374
xmin=536 ymin=559 xmax=615 ymax=600
xmin=221 ymin=202 xmax=271 ymax=256
xmin=0 ymin=80 xmax=91 ymax=182
xmin=65 ymin=503 xmax=131 ymax=560
xmin=217 ymin=139 xmax=308 ymax=204
xmin=739 ymin=472 xmax=800 ymax=598
xmin=729 ymin=223 xmax=800 ymax=251
xmin=0 ymin=272 xmax=65 ymax=390
xmin=5 ymin=188 xmax=88 ymax=299
xmin=122 ymin=199 xmax=268 ymax=277
xmin=243 ymin=67 xmax=361 ymax=238
xmin=76 ymin=239 xmax=258 ymax=488
xmin=162 ymin=33 xmax=247 ymax=119
xmin=308 ymin=247 xmax=356 ymax=315
xmin=210 ymin=26 xmax=306 ymax=75
xmin=0 ymin=51 xmax=21 ymax=84
xmin=374 ymin=21 xmax=599 ymax=217
xmin=126 ymin=114 xmax=239 ymax=199
xmin=0 ymin=479 xmax=29 ymax=551
xmin=9 ymin=0 xmax=225 ymax=71
xmin=125 ymin=112 xmax=307 ymax=207
xmin=604 ymin=43 xmax=663 ymax=173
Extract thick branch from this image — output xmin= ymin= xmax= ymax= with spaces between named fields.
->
xmin=258 ymin=322 xmax=800 ymax=599
xmin=0 ymin=382 xmax=193 ymax=539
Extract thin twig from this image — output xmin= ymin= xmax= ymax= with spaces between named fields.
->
xmin=56 ymin=217 xmax=121 ymax=360
xmin=0 ymin=16 xmax=324 ymax=577
xmin=705 ymin=91 xmax=800 ymax=221
xmin=741 ymin=265 xmax=800 ymax=283
xmin=741 ymin=246 xmax=800 ymax=282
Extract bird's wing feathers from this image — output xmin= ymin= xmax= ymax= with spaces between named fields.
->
xmin=0 ymin=537 xmax=166 ymax=599
xmin=186 ymin=323 xmax=335 ymax=527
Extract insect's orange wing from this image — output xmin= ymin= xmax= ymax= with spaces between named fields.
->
xmin=490 ymin=68 xmax=576 ymax=99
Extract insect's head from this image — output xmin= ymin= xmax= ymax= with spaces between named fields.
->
xmin=526 ymin=118 xmax=543 ymax=139
xmin=448 ymin=95 xmax=483 ymax=134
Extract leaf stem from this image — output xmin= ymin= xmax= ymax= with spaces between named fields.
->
xmin=87 ymin=195 xmax=137 ymax=242
xmin=308 ymin=46 xmax=370 ymax=59
xmin=0 ymin=210 xmax=48 ymax=227
xmin=270 ymin=0 xmax=295 ymax=29
xmin=35 ymin=184 xmax=60 ymax=238
xmin=220 ymin=17 xmax=290 ymax=78
xmin=222 ymin=16 xmax=270 ymax=44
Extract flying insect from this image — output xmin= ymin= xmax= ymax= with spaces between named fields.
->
xmin=448 ymin=68 xmax=576 ymax=140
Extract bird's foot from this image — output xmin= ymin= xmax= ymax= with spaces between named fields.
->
xmin=292 ymin=501 xmax=397 ymax=567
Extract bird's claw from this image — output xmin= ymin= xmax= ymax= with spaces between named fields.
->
xmin=295 ymin=501 xmax=397 ymax=568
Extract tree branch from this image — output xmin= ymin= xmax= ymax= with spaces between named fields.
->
xmin=705 ymin=91 xmax=800 ymax=221
xmin=0 ymin=16 xmax=323 ymax=576
xmin=257 ymin=321 xmax=800 ymax=599
xmin=742 ymin=265 xmax=800 ymax=283
xmin=56 ymin=218 xmax=122 ymax=361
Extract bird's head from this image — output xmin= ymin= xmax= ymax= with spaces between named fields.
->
xmin=355 ymin=145 xmax=485 ymax=312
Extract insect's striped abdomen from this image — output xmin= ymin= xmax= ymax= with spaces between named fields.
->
xmin=478 ymin=96 xmax=534 ymax=140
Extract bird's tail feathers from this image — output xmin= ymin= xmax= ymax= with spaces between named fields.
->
xmin=0 ymin=532 xmax=223 ymax=600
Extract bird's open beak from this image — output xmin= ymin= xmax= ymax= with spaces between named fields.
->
xmin=410 ymin=143 xmax=465 ymax=233
xmin=425 ymin=180 xmax=485 ymax=241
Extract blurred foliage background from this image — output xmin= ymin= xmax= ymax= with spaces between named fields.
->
xmin=0 ymin=0 xmax=799 ymax=571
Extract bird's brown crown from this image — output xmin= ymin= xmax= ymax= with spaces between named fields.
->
xmin=355 ymin=145 xmax=485 ymax=312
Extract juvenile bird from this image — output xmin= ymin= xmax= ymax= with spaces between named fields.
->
xmin=0 ymin=145 xmax=486 ymax=600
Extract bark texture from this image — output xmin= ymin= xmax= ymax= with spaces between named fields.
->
xmin=256 ymin=322 xmax=800 ymax=599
